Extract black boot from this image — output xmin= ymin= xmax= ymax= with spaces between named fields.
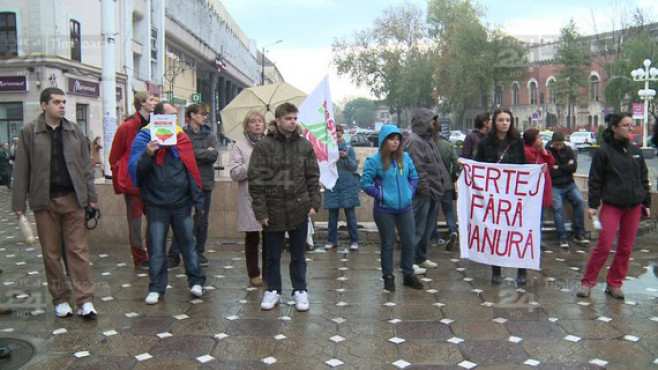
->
xmin=384 ymin=275 xmax=395 ymax=291
xmin=516 ymin=269 xmax=527 ymax=286
xmin=403 ymin=275 xmax=423 ymax=290
xmin=491 ymin=266 xmax=502 ymax=284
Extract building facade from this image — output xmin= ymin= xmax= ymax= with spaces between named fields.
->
xmin=462 ymin=23 xmax=658 ymax=133
xmin=0 ymin=0 xmax=267 ymax=145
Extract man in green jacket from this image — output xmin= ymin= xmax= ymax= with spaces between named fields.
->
xmin=248 ymin=103 xmax=321 ymax=312
xmin=432 ymin=121 xmax=460 ymax=251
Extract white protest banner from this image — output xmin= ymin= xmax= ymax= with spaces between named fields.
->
xmin=456 ymin=158 xmax=544 ymax=270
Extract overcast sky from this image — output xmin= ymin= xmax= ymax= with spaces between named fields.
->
xmin=221 ymin=0 xmax=656 ymax=104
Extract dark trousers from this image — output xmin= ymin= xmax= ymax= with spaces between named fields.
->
xmin=124 ymin=194 xmax=149 ymax=265
xmin=245 ymin=231 xmax=268 ymax=279
xmin=168 ymin=190 xmax=212 ymax=261
xmin=264 ymin=220 xmax=308 ymax=293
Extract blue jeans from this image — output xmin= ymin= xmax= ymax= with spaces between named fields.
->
xmin=264 ymin=220 xmax=308 ymax=293
xmin=327 ymin=207 xmax=359 ymax=246
xmin=146 ymin=204 xmax=206 ymax=294
xmin=412 ymin=195 xmax=439 ymax=264
xmin=168 ymin=190 xmax=212 ymax=261
xmin=440 ymin=190 xmax=457 ymax=234
xmin=432 ymin=190 xmax=458 ymax=240
xmin=551 ymin=183 xmax=586 ymax=240
xmin=373 ymin=209 xmax=415 ymax=277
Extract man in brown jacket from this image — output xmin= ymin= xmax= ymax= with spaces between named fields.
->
xmin=248 ymin=103 xmax=321 ymax=312
xmin=12 ymin=87 xmax=99 ymax=319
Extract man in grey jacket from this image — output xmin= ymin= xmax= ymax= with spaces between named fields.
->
xmin=167 ymin=104 xmax=218 ymax=268
xmin=403 ymin=109 xmax=448 ymax=273
xmin=12 ymin=88 xmax=98 ymax=319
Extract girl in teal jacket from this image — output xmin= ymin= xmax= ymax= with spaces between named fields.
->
xmin=360 ymin=125 xmax=423 ymax=291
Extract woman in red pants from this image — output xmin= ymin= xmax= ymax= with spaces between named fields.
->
xmin=577 ymin=113 xmax=651 ymax=300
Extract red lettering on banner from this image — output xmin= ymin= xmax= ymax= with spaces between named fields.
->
xmin=517 ymin=232 xmax=534 ymax=259
xmin=483 ymin=227 xmax=499 ymax=254
xmin=483 ymin=196 xmax=497 ymax=223
xmin=514 ymin=171 xmax=530 ymax=196
xmin=529 ymin=173 xmax=542 ymax=196
xmin=502 ymin=169 xmax=515 ymax=194
xmin=471 ymin=165 xmax=485 ymax=191
xmin=470 ymin=194 xmax=484 ymax=219
xmin=468 ymin=227 xmax=535 ymax=260
xmin=468 ymin=223 xmax=480 ymax=250
xmin=463 ymin=163 xmax=472 ymax=186
xmin=512 ymin=199 xmax=523 ymax=227
xmin=498 ymin=199 xmax=512 ymax=224
xmin=485 ymin=167 xmax=501 ymax=193
xmin=505 ymin=231 xmax=525 ymax=257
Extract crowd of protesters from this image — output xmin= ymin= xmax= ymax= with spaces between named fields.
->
xmin=7 ymin=87 xmax=652 ymax=318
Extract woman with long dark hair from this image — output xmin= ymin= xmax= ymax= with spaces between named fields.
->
xmin=577 ymin=113 xmax=651 ymax=299
xmin=474 ymin=109 xmax=528 ymax=285
xmin=360 ymin=125 xmax=423 ymax=291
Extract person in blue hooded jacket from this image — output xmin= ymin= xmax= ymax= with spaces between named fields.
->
xmin=360 ymin=125 xmax=423 ymax=291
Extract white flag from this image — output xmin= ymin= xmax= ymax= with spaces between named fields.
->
xmin=298 ymin=76 xmax=339 ymax=189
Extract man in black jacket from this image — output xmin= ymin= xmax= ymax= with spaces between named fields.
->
xmin=547 ymin=132 xmax=588 ymax=248
xmin=248 ymin=103 xmax=321 ymax=312
xmin=131 ymin=102 xmax=206 ymax=305
xmin=166 ymin=104 xmax=218 ymax=268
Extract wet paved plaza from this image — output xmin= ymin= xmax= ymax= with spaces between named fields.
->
xmin=1 ymin=189 xmax=657 ymax=369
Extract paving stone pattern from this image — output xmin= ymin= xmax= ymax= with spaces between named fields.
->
xmin=0 ymin=189 xmax=657 ymax=369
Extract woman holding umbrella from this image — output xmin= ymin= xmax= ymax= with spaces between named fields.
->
xmin=230 ymin=111 xmax=268 ymax=287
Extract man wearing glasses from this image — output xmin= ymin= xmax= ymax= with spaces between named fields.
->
xmin=166 ymin=104 xmax=218 ymax=269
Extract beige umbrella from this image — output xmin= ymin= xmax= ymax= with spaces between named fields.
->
xmin=220 ymin=82 xmax=308 ymax=141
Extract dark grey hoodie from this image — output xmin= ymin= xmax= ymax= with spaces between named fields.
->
xmin=402 ymin=108 xmax=447 ymax=201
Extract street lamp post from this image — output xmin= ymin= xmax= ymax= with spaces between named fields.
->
xmin=261 ymin=40 xmax=282 ymax=85
xmin=631 ymin=59 xmax=658 ymax=148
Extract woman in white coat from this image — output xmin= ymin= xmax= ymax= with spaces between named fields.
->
xmin=230 ymin=111 xmax=267 ymax=286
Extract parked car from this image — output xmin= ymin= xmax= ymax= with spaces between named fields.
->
xmin=366 ymin=132 xmax=379 ymax=147
xmin=448 ymin=130 xmax=466 ymax=144
xmin=349 ymin=133 xmax=372 ymax=147
xmin=539 ymin=131 xmax=576 ymax=151
xmin=569 ymin=131 xmax=597 ymax=150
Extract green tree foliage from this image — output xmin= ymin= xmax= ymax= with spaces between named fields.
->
xmin=332 ymin=4 xmax=435 ymax=116
xmin=355 ymin=107 xmax=375 ymax=127
xmin=342 ymin=98 xmax=376 ymax=127
xmin=428 ymin=0 xmax=526 ymax=127
xmin=554 ymin=20 xmax=590 ymax=128
xmin=604 ymin=22 xmax=658 ymax=112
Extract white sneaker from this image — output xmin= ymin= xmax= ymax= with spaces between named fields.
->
xmin=350 ymin=243 xmax=359 ymax=251
xmin=190 ymin=284 xmax=203 ymax=298
xmin=54 ymin=302 xmax=73 ymax=318
xmin=325 ymin=244 xmax=336 ymax=250
xmin=260 ymin=290 xmax=280 ymax=310
xmin=76 ymin=302 xmax=98 ymax=319
xmin=293 ymin=291 xmax=309 ymax=312
xmin=145 ymin=292 xmax=160 ymax=305
xmin=419 ymin=259 xmax=438 ymax=268
xmin=412 ymin=264 xmax=427 ymax=275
